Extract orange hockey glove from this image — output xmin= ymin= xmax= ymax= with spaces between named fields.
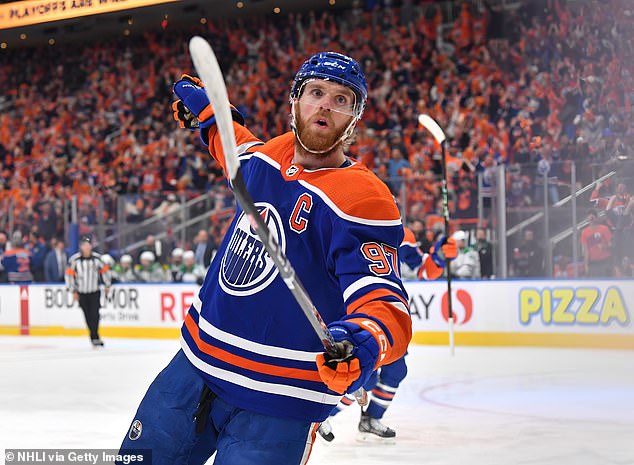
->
xmin=430 ymin=236 xmax=458 ymax=267
xmin=316 ymin=352 xmax=361 ymax=395
xmin=421 ymin=236 xmax=458 ymax=280
xmin=316 ymin=321 xmax=381 ymax=394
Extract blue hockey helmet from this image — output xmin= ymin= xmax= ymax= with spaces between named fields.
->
xmin=290 ymin=52 xmax=368 ymax=119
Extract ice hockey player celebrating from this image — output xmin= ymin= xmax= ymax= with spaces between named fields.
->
xmin=318 ymin=226 xmax=457 ymax=442
xmin=117 ymin=52 xmax=415 ymax=464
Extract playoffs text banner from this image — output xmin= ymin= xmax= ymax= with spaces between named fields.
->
xmin=0 ymin=0 xmax=178 ymax=30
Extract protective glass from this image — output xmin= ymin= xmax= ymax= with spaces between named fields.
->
xmin=297 ymin=79 xmax=358 ymax=117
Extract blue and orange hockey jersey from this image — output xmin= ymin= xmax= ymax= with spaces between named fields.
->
xmin=0 ymin=248 xmax=33 ymax=283
xmin=399 ymin=227 xmax=444 ymax=280
xmin=180 ymin=123 xmax=412 ymax=422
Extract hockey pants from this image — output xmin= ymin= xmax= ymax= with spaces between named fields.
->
xmin=118 ymin=349 xmax=318 ymax=465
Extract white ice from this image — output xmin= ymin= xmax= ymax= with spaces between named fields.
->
xmin=1 ymin=336 xmax=633 ymax=465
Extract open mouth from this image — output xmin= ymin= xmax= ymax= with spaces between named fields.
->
xmin=314 ymin=118 xmax=329 ymax=128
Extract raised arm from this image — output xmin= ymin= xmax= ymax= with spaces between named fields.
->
xmin=172 ymin=74 xmax=263 ymax=176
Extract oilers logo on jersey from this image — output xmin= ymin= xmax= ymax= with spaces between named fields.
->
xmin=219 ymin=202 xmax=286 ymax=296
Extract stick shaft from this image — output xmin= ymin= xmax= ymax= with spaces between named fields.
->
xmin=449 ymin=317 xmax=455 ymax=356
xmin=440 ymin=141 xmax=454 ymax=322
xmin=232 ymin=172 xmax=340 ymax=357
xmin=440 ymin=139 xmax=455 ymax=354
xmin=418 ymin=114 xmax=454 ymax=355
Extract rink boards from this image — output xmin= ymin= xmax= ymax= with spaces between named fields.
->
xmin=0 ymin=280 xmax=632 ymax=349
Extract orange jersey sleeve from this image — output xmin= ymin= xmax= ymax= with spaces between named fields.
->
xmin=205 ymin=120 xmax=263 ymax=175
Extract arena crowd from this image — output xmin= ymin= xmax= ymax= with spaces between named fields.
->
xmin=0 ymin=0 xmax=632 ymax=279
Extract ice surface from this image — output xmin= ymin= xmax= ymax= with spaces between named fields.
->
xmin=1 ymin=336 xmax=633 ymax=465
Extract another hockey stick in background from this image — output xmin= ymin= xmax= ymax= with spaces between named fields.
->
xmin=189 ymin=36 xmax=368 ymax=404
xmin=418 ymin=114 xmax=455 ymax=356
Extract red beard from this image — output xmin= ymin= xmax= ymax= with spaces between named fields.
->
xmin=295 ymin=106 xmax=346 ymax=154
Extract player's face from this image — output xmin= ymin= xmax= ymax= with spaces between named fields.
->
xmin=295 ymin=80 xmax=355 ymax=153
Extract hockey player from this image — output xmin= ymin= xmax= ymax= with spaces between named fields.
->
xmin=134 ymin=251 xmax=167 ymax=282
xmin=450 ymin=230 xmax=481 ymax=279
xmin=177 ymin=250 xmax=206 ymax=285
xmin=113 ymin=255 xmax=137 ymax=283
xmin=117 ymin=52 xmax=460 ymax=465
xmin=318 ymin=226 xmax=456 ymax=441
xmin=118 ymin=52 xmax=412 ymax=465
xmin=0 ymin=231 xmax=33 ymax=284
xmin=168 ymin=247 xmax=185 ymax=281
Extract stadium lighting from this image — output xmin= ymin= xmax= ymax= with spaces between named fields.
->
xmin=273 ymin=6 xmax=281 ymax=13
xmin=0 ymin=42 xmax=7 ymax=49
xmin=329 ymin=0 xmax=336 ymax=5
xmin=236 ymin=1 xmax=244 ymax=8
xmin=19 ymin=33 xmax=26 ymax=40
xmin=48 ymin=38 xmax=55 ymax=45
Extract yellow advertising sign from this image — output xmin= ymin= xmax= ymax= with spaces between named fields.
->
xmin=0 ymin=0 xmax=179 ymax=30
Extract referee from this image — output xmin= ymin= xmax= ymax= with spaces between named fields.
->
xmin=65 ymin=236 xmax=112 ymax=347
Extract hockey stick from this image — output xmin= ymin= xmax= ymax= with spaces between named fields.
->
xmin=189 ymin=36 xmax=367 ymax=404
xmin=418 ymin=114 xmax=455 ymax=356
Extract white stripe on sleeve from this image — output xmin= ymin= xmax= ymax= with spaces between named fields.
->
xmin=342 ymin=276 xmax=401 ymax=302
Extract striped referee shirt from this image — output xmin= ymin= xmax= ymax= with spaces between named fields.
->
xmin=65 ymin=252 xmax=112 ymax=294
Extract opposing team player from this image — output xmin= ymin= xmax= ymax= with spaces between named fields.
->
xmin=318 ymin=226 xmax=456 ymax=441
xmin=118 ymin=52 xmax=413 ymax=465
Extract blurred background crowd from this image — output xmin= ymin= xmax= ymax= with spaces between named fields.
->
xmin=0 ymin=0 xmax=632 ymax=282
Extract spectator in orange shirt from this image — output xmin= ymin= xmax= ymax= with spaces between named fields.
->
xmin=580 ymin=209 xmax=613 ymax=277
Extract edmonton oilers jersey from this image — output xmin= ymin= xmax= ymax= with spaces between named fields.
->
xmin=399 ymin=227 xmax=443 ymax=280
xmin=400 ymin=227 xmax=424 ymax=279
xmin=180 ymin=126 xmax=411 ymax=422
